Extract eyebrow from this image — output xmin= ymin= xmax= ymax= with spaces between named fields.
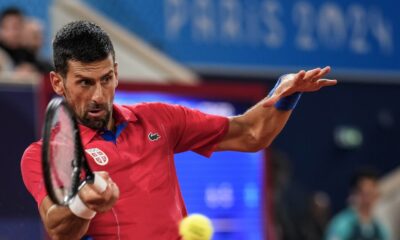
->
xmin=100 ymin=70 xmax=114 ymax=78
xmin=73 ymin=70 xmax=114 ymax=79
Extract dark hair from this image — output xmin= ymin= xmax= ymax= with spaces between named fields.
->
xmin=53 ymin=20 xmax=115 ymax=77
xmin=350 ymin=167 xmax=379 ymax=192
xmin=0 ymin=7 xmax=23 ymax=23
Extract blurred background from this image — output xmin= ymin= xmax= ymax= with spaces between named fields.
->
xmin=0 ymin=0 xmax=399 ymax=239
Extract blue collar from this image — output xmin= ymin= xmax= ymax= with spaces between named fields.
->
xmin=100 ymin=122 xmax=128 ymax=144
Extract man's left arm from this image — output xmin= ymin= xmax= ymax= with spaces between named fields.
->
xmin=216 ymin=66 xmax=337 ymax=152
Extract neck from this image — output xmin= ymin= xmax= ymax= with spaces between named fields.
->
xmin=106 ymin=111 xmax=114 ymax=131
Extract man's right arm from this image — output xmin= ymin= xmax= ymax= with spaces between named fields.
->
xmin=38 ymin=172 xmax=119 ymax=240
xmin=21 ymin=143 xmax=119 ymax=239
xmin=39 ymin=197 xmax=90 ymax=240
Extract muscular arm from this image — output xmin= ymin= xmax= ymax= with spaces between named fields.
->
xmin=38 ymin=172 xmax=119 ymax=240
xmin=216 ymin=67 xmax=337 ymax=152
xmin=217 ymin=103 xmax=291 ymax=152
xmin=39 ymin=197 xmax=90 ymax=240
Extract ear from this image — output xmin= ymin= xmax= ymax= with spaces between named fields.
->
xmin=49 ymin=71 xmax=65 ymax=96
xmin=114 ymin=62 xmax=119 ymax=88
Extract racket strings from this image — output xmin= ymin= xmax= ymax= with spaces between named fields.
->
xmin=49 ymin=106 xmax=77 ymax=203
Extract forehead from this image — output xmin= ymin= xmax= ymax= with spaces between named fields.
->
xmin=25 ymin=21 xmax=42 ymax=32
xmin=66 ymin=55 xmax=114 ymax=78
xmin=357 ymin=178 xmax=378 ymax=189
xmin=1 ymin=14 xmax=23 ymax=24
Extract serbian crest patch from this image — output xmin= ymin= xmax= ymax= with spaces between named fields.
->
xmin=85 ymin=148 xmax=109 ymax=166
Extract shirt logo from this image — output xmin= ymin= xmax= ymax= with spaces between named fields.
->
xmin=148 ymin=132 xmax=161 ymax=141
xmin=85 ymin=148 xmax=109 ymax=166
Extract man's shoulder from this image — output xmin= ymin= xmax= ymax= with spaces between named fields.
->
xmin=20 ymin=140 xmax=43 ymax=174
xmin=331 ymin=208 xmax=357 ymax=225
xmin=21 ymin=140 xmax=42 ymax=162
xmin=326 ymin=208 xmax=357 ymax=239
xmin=23 ymin=140 xmax=42 ymax=154
xmin=118 ymin=102 xmax=183 ymax=120
xmin=120 ymin=102 xmax=178 ymax=112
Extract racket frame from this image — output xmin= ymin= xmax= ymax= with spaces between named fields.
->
xmin=42 ymin=98 xmax=95 ymax=206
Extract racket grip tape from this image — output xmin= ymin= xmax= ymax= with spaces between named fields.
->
xmin=68 ymin=173 xmax=107 ymax=219
xmin=93 ymin=172 xmax=107 ymax=193
xmin=69 ymin=195 xmax=96 ymax=220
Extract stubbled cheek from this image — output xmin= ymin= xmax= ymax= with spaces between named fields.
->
xmin=74 ymin=105 xmax=86 ymax=119
xmin=107 ymin=102 xmax=113 ymax=111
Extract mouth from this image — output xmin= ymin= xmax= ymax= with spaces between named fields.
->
xmin=87 ymin=109 xmax=106 ymax=118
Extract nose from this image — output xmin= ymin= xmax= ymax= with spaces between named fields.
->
xmin=92 ymin=82 xmax=105 ymax=104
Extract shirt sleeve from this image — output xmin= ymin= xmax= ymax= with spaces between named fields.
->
xmin=139 ymin=103 xmax=229 ymax=158
xmin=174 ymin=105 xmax=229 ymax=157
xmin=20 ymin=142 xmax=47 ymax=206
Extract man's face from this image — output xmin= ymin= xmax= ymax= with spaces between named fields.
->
xmin=22 ymin=20 xmax=43 ymax=52
xmin=0 ymin=14 xmax=23 ymax=49
xmin=354 ymin=178 xmax=379 ymax=212
xmin=51 ymin=55 xmax=118 ymax=130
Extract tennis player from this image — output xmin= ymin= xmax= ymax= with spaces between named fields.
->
xmin=21 ymin=21 xmax=336 ymax=240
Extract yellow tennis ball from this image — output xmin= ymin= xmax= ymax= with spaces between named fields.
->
xmin=179 ymin=214 xmax=214 ymax=240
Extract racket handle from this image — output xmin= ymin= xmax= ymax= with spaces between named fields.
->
xmin=92 ymin=172 xmax=107 ymax=193
xmin=69 ymin=195 xmax=96 ymax=220
xmin=69 ymin=173 xmax=107 ymax=219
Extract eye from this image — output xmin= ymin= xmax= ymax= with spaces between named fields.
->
xmin=79 ymin=79 xmax=92 ymax=87
xmin=101 ymin=75 xmax=112 ymax=84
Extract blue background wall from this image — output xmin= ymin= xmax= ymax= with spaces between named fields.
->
xmin=272 ymin=82 xmax=400 ymax=213
xmin=0 ymin=85 xmax=44 ymax=239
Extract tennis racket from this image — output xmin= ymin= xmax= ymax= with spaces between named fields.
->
xmin=41 ymin=98 xmax=107 ymax=210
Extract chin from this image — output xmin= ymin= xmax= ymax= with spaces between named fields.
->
xmin=81 ymin=112 xmax=111 ymax=130
xmin=89 ymin=121 xmax=107 ymax=130
xmin=81 ymin=117 xmax=108 ymax=130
